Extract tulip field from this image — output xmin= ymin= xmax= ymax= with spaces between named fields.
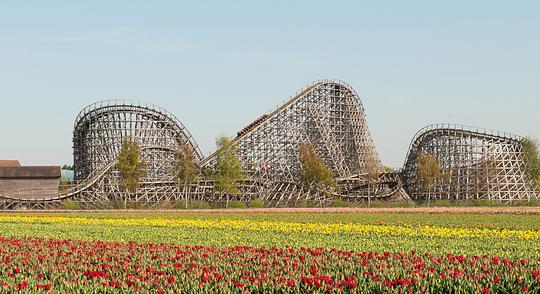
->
xmin=0 ymin=210 xmax=539 ymax=292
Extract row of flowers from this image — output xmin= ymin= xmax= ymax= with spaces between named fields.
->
xmin=0 ymin=236 xmax=538 ymax=292
xmin=0 ymin=215 xmax=538 ymax=240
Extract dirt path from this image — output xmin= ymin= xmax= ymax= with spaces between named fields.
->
xmin=1 ymin=207 xmax=539 ymax=214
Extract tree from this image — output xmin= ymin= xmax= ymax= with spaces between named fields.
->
xmin=363 ymin=153 xmax=381 ymax=206
xmin=298 ymin=143 xmax=336 ymax=188
xmin=117 ymin=138 xmax=147 ymax=193
xmin=523 ymin=137 xmax=540 ymax=190
xmin=61 ymin=165 xmax=73 ymax=170
xmin=174 ymin=143 xmax=199 ymax=185
xmin=211 ymin=135 xmax=245 ymax=194
xmin=384 ymin=166 xmax=395 ymax=173
xmin=174 ymin=142 xmax=200 ymax=207
xmin=416 ymin=152 xmax=442 ymax=204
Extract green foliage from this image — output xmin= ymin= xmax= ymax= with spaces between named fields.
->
xmin=430 ymin=199 xmax=454 ymax=207
xmin=174 ymin=143 xmax=199 ymax=186
xmin=298 ymin=143 xmax=336 ymax=188
xmin=522 ymin=137 xmax=540 ymax=190
xmin=117 ymin=139 xmax=147 ymax=192
xmin=416 ymin=152 xmax=445 ymax=197
xmin=174 ymin=201 xmax=188 ymax=209
xmin=125 ymin=201 xmax=143 ymax=210
xmin=249 ymin=199 xmax=265 ymax=208
xmin=108 ymin=198 xmax=126 ymax=209
xmin=189 ymin=201 xmax=210 ymax=209
xmin=211 ymin=135 xmax=245 ymax=194
xmin=383 ymin=166 xmax=395 ymax=173
xmin=369 ymin=200 xmax=386 ymax=208
xmin=159 ymin=201 xmax=174 ymax=210
xmin=62 ymin=200 xmax=81 ymax=210
xmin=295 ymin=200 xmax=317 ymax=208
xmin=330 ymin=197 xmax=349 ymax=207
xmin=228 ymin=201 xmax=247 ymax=209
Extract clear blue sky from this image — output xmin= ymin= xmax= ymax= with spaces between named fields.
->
xmin=1 ymin=1 xmax=539 ymax=168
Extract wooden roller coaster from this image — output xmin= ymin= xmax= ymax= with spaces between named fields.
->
xmin=1 ymin=81 xmax=537 ymax=209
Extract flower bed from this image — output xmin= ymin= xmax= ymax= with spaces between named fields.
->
xmin=0 ymin=236 xmax=538 ymax=293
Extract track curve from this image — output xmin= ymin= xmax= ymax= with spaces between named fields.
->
xmin=401 ymin=123 xmax=539 ymax=202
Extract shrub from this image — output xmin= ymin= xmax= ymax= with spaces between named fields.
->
xmin=471 ymin=199 xmax=494 ymax=207
xmin=330 ymin=197 xmax=349 ymax=207
xmin=62 ymin=200 xmax=81 ymax=210
xmin=369 ymin=200 xmax=387 ymax=208
xmin=249 ymin=199 xmax=265 ymax=208
xmin=125 ymin=201 xmax=143 ymax=210
xmin=209 ymin=201 xmax=226 ymax=209
xmin=295 ymin=200 xmax=317 ymax=208
xmin=174 ymin=201 xmax=188 ymax=209
xmin=160 ymin=201 xmax=174 ymax=210
xmin=527 ymin=199 xmax=540 ymax=206
xmin=228 ymin=201 xmax=247 ymax=209
xmin=109 ymin=199 xmax=126 ymax=209
xmin=190 ymin=201 xmax=210 ymax=209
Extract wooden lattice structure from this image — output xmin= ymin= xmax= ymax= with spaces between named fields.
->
xmin=401 ymin=124 xmax=540 ymax=202
xmin=2 ymin=82 xmax=538 ymax=209
xmin=1 ymin=80 xmax=405 ymax=209
xmin=200 ymin=80 xmax=403 ymax=204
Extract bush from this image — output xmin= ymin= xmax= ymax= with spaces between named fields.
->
xmin=249 ymin=199 xmax=265 ymax=208
xmin=189 ymin=201 xmax=210 ymax=209
xmin=471 ymin=199 xmax=494 ymax=207
xmin=62 ymin=200 xmax=81 ymax=210
xmin=125 ymin=201 xmax=143 ymax=210
xmin=330 ymin=197 xmax=349 ymax=207
xmin=369 ymin=200 xmax=387 ymax=208
xmin=160 ymin=201 xmax=174 ymax=210
xmin=209 ymin=201 xmax=226 ymax=209
xmin=295 ymin=200 xmax=317 ymax=208
xmin=527 ymin=199 xmax=540 ymax=206
xmin=109 ymin=199 xmax=126 ymax=209
xmin=174 ymin=201 xmax=188 ymax=209
xmin=228 ymin=201 xmax=246 ymax=209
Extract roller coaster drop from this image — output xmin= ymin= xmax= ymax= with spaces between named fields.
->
xmin=1 ymin=80 xmax=538 ymax=208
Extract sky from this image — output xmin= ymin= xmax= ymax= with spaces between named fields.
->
xmin=0 ymin=1 xmax=539 ymax=168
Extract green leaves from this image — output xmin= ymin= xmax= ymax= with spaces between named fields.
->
xmin=522 ymin=137 xmax=540 ymax=190
xmin=211 ymin=135 xmax=245 ymax=193
xmin=117 ymin=138 xmax=147 ymax=192
xmin=416 ymin=152 xmax=443 ymax=190
xmin=298 ymin=143 xmax=336 ymax=188
xmin=173 ymin=142 xmax=200 ymax=186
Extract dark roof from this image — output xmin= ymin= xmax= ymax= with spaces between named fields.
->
xmin=0 ymin=166 xmax=60 ymax=179
xmin=0 ymin=160 xmax=21 ymax=167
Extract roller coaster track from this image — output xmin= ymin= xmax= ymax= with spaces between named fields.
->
xmin=403 ymin=123 xmax=523 ymax=166
xmin=10 ymin=84 xmax=537 ymax=207
xmin=73 ymin=100 xmax=202 ymax=180
xmin=1 ymin=80 xmax=404 ymax=207
xmin=198 ymin=79 xmax=400 ymax=200
xmin=401 ymin=123 xmax=538 ymax=202
xmin=0 ymin=146 xmax=177 ymax=202
xmin=199 ymin=81 xmax=323 ymax=167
